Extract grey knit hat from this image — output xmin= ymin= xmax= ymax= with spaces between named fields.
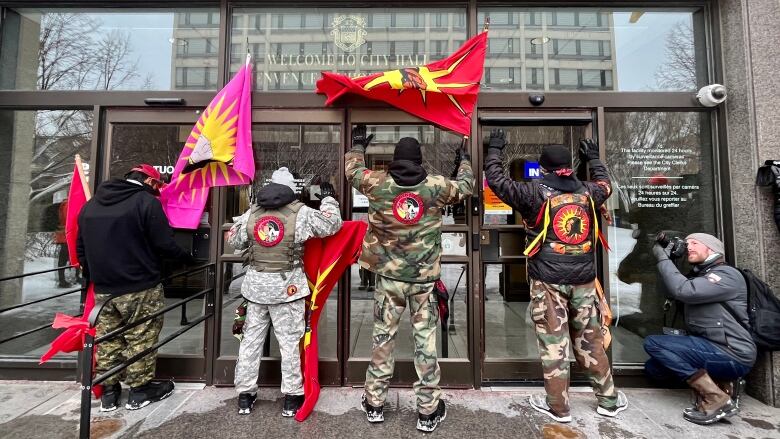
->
xmin=685 ymin=233 xmax=725 ymax=255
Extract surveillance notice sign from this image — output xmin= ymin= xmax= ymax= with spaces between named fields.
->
xmin=617 ymin=145 xmax=702 ymax=210
xmin=483 ymin=178 xmax=512 ymax=215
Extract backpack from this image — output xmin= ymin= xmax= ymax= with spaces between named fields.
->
xmin=723 ymin=268 xmax=780 ymax=351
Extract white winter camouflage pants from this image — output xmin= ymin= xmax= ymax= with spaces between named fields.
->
xmin=234 ymin=299 xmax=305 ymax=395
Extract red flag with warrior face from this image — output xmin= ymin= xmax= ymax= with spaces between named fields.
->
xmin=316 ymin=32 xmax=487 ymax=136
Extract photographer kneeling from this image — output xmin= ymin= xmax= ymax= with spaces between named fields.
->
xmin=644 ymin=233 xmax=756 ymax=425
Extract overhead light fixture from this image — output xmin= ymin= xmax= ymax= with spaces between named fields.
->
xmin=530 ymin=37 xmax=550 ymax=45
xmin=629 ymin=12 xmax=645 ymax=23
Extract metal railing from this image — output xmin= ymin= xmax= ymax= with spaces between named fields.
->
xmin=0 ymin=266 xmax=86 ymax=346
xmin=78 ymin=263 xmax=215 ymax=439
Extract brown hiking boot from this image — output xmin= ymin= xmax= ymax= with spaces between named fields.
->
xmin=684 ymin=378 xmax=745 ymax=416
xmin=683 ymin=370 xmax=736 ymax=425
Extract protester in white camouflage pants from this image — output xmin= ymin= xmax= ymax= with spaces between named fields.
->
xmin=229 ymin=167 xmax=342 ymax=417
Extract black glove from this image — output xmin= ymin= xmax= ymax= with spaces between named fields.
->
xmin=455 ymin=137 xmax=471 ymax=164
xmin=316 ymin=182 xmax=336 ymax=200
xmin=486 ymin=129 xmax=506 ymax=151
xmin=652 ymin=243 xmax=671 ymax=261
xmin=351 ymin=124 xmax=374 ymax=152
xmin=579 ymin=138 xmax=600 ymax=162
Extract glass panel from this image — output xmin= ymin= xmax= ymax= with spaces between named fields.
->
xmin=485 ymin=262 xmax=558 ymax=359
xmin=0 ymin=8 xmax=220 ymax=90
xmin=230 ymin=8 xmax=467 ymax=91
xmin=478 ymin=8 xmax=706 ymax=91
xmin=0 ymin=109 xmax=93 ymax=358
xmin=481 ymin=124 xmax=587 ymax=226
xmin=108 ymin=122 xmax=212 ymax=356
xmin=442 ymin=233 xmax=467 ymax=256
xmin=349 ymin=263 xmax=467 ymax=359
xmin=604 ymin=112 xmax=716 ymax=364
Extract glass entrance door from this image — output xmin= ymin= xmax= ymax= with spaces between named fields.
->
xmin=475 ymin=112 xmax=594 ymax=383
xmin=104 ymin=109 xmax=213 ymax=381
xmin=345 ymin=110 xmax=475 ymax=387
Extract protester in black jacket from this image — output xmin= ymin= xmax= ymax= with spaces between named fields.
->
xmin=484 ymin=131 xmax=626 ymax=423
xmin=76 ymin=164 xmax=193 ymax=413
xmin=647 ymin=233 xmax=756 ymax=425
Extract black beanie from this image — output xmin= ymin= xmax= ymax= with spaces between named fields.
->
xmin=539 ymin=145 xmax=572 ymax=171
xmin=393 ymin=137 xmax=423 ymax=164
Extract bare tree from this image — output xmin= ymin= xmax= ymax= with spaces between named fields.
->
xmin=37 ymin=14 xmax=96 ymax=90
xmin=655 ymin=20 xmax=697 ymax=90
xmin=93 ymin=30 xmax=140 ymax=90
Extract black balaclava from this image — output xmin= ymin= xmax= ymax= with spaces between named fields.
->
xmin=393 ymin=137 xmax=423 ymax=164
xmin=389 ymin=137 xmax=427 ymax=186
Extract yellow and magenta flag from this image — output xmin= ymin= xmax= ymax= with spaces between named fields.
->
xmin=161 ymin=60 xmax=254 ymax=229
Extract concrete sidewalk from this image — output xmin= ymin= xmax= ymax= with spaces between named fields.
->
xmin=1 ymin=381 xmax=779 ymax=439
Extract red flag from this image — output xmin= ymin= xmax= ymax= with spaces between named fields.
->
xmin=316 ymin=32 xmax=488 ymax=136
xmin=295 ymin=221 xmax=367 ymax=422
xmin=42 ymin=156 xmax=102 ymax=395
xmin=65 ymin=155 xmax=91 ymax=266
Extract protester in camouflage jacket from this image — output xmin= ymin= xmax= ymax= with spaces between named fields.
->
xmin=346 ymin=135 xmax=474 ymax=283
xmin=346 ymin=125 xmax=474 ymax=433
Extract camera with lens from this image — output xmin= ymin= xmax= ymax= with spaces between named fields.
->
xmin=656 ymin=231 xmax=688 ymax=259
xmin=756 ymin=160 xmax=780 ymax=188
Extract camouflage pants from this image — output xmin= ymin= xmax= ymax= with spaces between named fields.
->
xmin=530 ymin=278 xmax=618 ymax=416
xmin=95 ymin=284 xmax=164 ymax=388
xmin=364 ymin=275 xmax=441 ymax=415
xmin=234 ymin=299 xmax=305 ymax=395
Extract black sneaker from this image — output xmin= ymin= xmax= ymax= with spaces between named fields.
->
xmin=361 ymin=394 xmax=384 ymax=423
xmin=238 ymin=392 xmax=257 ymax=415
xmin=125 ymin=380 xmax=175 ymax=410
xmin=282 ymin=394 xmax=304 ymax=417
xmin=416 ymin=400 xmax=447 ymax=433
xmin=100 ymin=383 xmax=122 ymax=412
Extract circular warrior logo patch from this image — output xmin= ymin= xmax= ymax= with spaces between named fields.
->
xmin=253 ymin=216 xmax=284 ymax=247
xmin=552 ymin=205 xmax=591 ymax=245
xmin=392 ymin=192 xmax=424 ymax=224
xmin=287 ymin=285 xmax=298 ymax=296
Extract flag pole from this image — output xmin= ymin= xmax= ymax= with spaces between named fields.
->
xmin=245 ymin=37 xmax=252 ymax=66
xmin=483 ymin=17 xmax=490 ymax=32
xmin=74 ymin=154 xmax=91 ymax=200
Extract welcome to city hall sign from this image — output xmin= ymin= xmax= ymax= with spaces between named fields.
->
xmin=259 ymin=14 xmax=435 ymax=86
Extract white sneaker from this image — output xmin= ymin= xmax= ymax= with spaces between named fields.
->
xmin=597 ymin=391 xmax=628 ymax=417
xmin=528 ymin=394 xmax=572 ymax=423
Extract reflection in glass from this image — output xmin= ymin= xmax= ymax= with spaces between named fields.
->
xmin=0 ymin=110 xmax=92 ymax=357
xmin=349 ymin=264 xmax=468 ymax=359
xmin=225 ymin=124 xmax=342 ymax=221
xmin=605 ymin=112 xmax=716 ymax=364
xmin=230 ymin=8 xmax=467 ymax=91
xmin=0 ymin=8 xmax=220 ymax=90
xmin=477 ymin=8 xmax=706 ymax=91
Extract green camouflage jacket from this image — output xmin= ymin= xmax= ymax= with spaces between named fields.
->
xmin=346 ymin=150 xmax=474 ymax=282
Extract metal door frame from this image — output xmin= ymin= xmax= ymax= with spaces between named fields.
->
xmin=343 ymin=109 xmax=475 ymax=388
xmin=473 ymin=109 xmax=597 ymax=386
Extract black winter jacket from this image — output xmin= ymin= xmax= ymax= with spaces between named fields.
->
xmin=656 ymin=255 xmax=757 ymax=366
xmin=484 ymin=150 xmax=612 ymax=285
xmin=76 ymin=179 xmax=192 ymax=296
